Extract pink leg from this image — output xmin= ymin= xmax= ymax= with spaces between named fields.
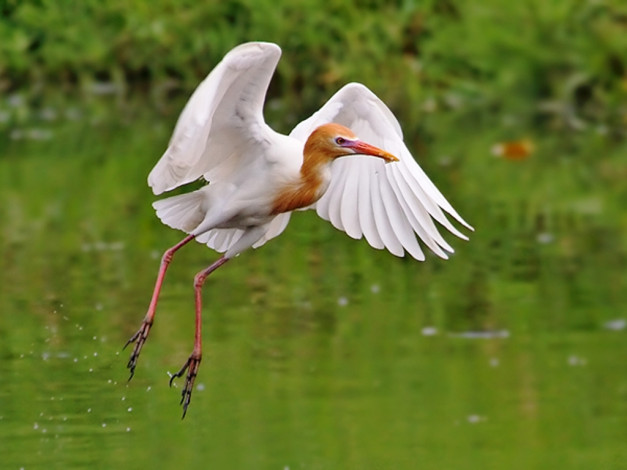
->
xmin=125 ymin=234 xmax=195 ymax=378
xmin=169 ymin=255 xmax=229 ymax=418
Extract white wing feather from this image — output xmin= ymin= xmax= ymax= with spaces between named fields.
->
xmin=290 ymin=83 xmax=472 ymax=260
xmin=151 ymin=42 xmax=469 ymax=260
xmin=148 ymin=42 xmax=282 ymax=195
xmin=149 ymin=42 xmax=294 ymax=255
xmin=194 ymin=212 xmax=292 ymax=253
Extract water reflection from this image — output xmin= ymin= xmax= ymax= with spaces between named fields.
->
xmin=448 ymin=330 xmax=510 ymax=339
xmin=0 ymin=96 xmax=626 ymax=469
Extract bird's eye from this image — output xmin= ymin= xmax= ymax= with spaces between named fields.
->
xmin=335 ymin=137 xmax=346 ymax=145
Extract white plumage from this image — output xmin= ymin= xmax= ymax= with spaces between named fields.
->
xmin=149 ymin=41 xmax=471 ymax=260
xmin=126 ymin=42 xmax=472 ymax=417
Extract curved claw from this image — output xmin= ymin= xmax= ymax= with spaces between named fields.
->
xmin=169 ymin=354 xmax=202 ymax=418
xmin=124 ymin=319 xmax=153 ymax=380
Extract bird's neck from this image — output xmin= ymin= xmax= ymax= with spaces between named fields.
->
xmin=270 ymin=150 xmax=332 ymax=214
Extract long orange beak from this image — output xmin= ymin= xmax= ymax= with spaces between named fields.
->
xmin=349 ymin=140 xmax=399 ymax=163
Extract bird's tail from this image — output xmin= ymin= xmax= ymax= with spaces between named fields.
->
xmin=153 ymin=191 xmax=205 ymax=233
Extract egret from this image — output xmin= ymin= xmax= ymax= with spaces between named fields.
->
xmin=125 ymin=41 xmax=472 ymax=417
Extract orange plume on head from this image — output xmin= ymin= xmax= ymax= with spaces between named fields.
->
xmin=305 ymin=123 xmax=398 ymax=162
xmin=272 ymin=123 xmax=398 ymax=215
xmin=315 ymin=122 xmax=357 ymax=139
xmin=303 ymin=123 xmax=358 ymax=161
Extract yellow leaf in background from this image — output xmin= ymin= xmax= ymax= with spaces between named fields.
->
xmin=491 ymin=139 xmax=535 ymax=161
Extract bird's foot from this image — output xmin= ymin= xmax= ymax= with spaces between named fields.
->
xmin=169 ymin=353 xmax=201 ymax=419
xmin=123 ymin=319 xmax=153 ymax=380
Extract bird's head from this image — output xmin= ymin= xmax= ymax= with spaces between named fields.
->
xmin=305 ymin=123 xmax=399 ymax=163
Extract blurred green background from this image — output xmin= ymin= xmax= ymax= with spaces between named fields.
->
xmin=1 ymin=1 xmax=626 ymax=469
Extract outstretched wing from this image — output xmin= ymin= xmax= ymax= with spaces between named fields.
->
xmin=148 ymin=42 xmax=282 ymax=195
xmin=290 ymin=83 xmax=472 ymax=260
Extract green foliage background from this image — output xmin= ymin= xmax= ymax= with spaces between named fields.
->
xmin=1 ymin=0 xmax=626 ymax=133
xmin=1 ymin=3 xmax=626 ymax=468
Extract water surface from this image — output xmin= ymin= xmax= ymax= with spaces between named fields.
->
xmin=0 ymin=94 xmax=625 ymax=469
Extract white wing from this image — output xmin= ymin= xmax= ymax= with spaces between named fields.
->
xmin=290 ymin=83 xmax=472 ymax=260
xmin=150 ymin=42 xmax=295 ymax=255
xmin=148 ymin=42 xmax=282 ymax=195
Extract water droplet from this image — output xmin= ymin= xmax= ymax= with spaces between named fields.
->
xmin=567 ymin=355 xmax=587 ymax=367
xmin=421 ymin=326 xmax=438 ymax=336
xmin=603 ymin=319 xmax=626 ymax=331
xmin=536 ymin=232 xmax=554 ymax=244
xmin=467 ymin=414 xmax=485 ymax=424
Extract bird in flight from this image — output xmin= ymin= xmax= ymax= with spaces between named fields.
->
xmin=124 ymin=42 xmax=472 ymax=417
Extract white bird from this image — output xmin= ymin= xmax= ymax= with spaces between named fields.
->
xmin=125 ymin=41 xmax=472 ymax=417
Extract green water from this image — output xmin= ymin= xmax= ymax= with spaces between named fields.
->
xmin=0 ymin=94 xmax=626 ymax=470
